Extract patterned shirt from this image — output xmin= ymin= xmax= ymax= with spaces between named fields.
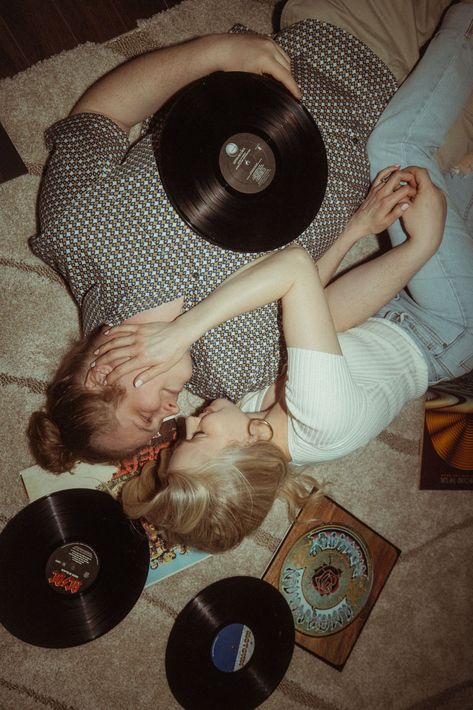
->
xmin=32 ymin=20 xmax=397 ymax=401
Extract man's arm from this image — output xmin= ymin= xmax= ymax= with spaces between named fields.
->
xmin=71 ymin=34 xmax=300 ymax=132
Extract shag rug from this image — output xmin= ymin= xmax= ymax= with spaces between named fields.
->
xmin=1 ymin=1 xmax=472 ymax=708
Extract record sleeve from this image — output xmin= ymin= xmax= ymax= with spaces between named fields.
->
xmin=419 ymin=373 xmax=473 ymax=489
xmin=263 ymin=495 xmax=400 ymax=669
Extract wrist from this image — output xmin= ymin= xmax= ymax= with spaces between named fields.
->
xmin=175 ymin=305 xmax=210 ymax=346
xmin=342 ymin=219 xmax=367 ymax=246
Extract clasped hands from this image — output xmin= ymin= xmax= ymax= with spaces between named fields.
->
xmin=349 ymin=164 xmax=446 ymax=252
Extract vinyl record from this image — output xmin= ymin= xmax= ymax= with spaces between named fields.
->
xmin=165 ymin=576 xmax=295 ymax=710
xmin=0 ymin=489 xmax=149 ymax=648
xmin=156 ymin=71 xmax=327 ymax=252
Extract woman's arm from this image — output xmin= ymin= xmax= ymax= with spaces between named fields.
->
xmin=93 ymin=167 xmax=425 ymax=385
xmin=316 ymin=166 xmax=415 ymax=285
xmin=93 ymin=246 xmax=343 ymax=386
xmin=326 ymin=166 xmax=446 ymax=331
xmin=71 ymin=34 xmax=300 ymax=132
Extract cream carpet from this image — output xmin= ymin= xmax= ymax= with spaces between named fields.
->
xmin=1 ymin=1 xmax=472 ymax=708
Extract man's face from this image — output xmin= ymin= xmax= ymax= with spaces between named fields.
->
xmin=98 ymin=352 xmax=193 ymax=453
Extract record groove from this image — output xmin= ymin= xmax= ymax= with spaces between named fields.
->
xmin=0 ymin=489 xmax=150 ymax=648
xmin=156 ymin=71 xmax=327 ymax=252
xmin=165 ymin=576 xmax=294 ymax=709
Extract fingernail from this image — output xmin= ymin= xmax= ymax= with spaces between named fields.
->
xmin=90 ymin=361 xmax=95 ymax=368
xmin=401 ymin=203 xmax=409 ymax=210
xmin=93 ymin=349 xmax=99 ymax=355
xmin=135 ymin=379 xmax=143 ymax=388
xmin=103 ymin=330 xmax=110 ymax=335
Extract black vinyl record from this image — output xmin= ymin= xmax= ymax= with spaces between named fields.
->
xmin=165 ymin=576 xmax=295 ymax=709
xmin=156 ymin=71 xmax=327 ymax=252
xmin=0 ymin=489 xmax=149 ymax=648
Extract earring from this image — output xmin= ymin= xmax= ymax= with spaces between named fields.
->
xmin=248 ymin=418 xmax=274 ymax=441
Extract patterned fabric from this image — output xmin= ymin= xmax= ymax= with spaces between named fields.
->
xmin=32 ymin=20 xmax=397 ymax=401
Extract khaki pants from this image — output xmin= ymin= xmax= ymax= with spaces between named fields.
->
xmin=281 ymin=0 xmax=473 ymax=171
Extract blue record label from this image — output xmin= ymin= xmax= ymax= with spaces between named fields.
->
xmin=211 ymin=622 xmax=255 ymax=672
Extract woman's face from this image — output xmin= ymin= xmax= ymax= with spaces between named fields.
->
xmin=169 ymin=399 xmax=252 ymax=469
xmin=99 ymin=353 xmax=193 ymax=453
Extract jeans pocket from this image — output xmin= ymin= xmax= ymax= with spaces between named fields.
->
xmin=394 ymin=312 xmax=448 ymax=357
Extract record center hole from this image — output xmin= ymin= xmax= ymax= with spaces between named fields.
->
xmin=211 ymin=623 xmax=255 ymax=672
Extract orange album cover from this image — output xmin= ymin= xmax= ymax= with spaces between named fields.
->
xmin=419 ymin=373 xmax=473 ymax=490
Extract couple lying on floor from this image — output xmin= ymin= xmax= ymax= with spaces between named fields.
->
xmin=29 ymin=3 xmax=473 ymax=552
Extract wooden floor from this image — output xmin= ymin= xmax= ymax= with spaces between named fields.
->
xmin=0 ymin=0 xmax=182 ymax=78
xmin=0 ymin=0 xmax=182 ymax=182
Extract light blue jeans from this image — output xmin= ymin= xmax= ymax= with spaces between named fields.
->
xmin=367 ymin=3 xmax=473 ymax=384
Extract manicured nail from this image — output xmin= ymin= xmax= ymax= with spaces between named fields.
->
xmin=93 ymin=349 xmax=99 ymax=355
xmin=90 ymin=361 xmax=95 ymax=368
xmin=135 ymin=379 xmax=143 ymax=388
xmin=401 ymin=203 xmax=409 ymax=211
xmin=103 ymin=330 xmax=110 ymax=335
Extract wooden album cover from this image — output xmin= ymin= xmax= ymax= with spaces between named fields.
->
xmin=263 ymin=495 xmax=400 ymax=670
xmin=419 ymin=374 xmax=473 ymax=490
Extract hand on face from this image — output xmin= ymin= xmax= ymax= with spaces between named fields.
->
xmin=90 ymin=321 xmax=191 ymax=388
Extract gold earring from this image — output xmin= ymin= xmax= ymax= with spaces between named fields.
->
xmin=248 ymin=418 xmax=274 ymax=441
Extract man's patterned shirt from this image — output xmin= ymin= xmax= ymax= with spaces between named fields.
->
xmin=32 ymin=20 xmax=397 ymax=401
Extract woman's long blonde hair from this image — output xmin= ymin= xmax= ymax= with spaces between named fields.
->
xmin=121 ymin=441 xmax=317 ymax=553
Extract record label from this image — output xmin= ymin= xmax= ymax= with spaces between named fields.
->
xmin=45 ymin=542 xmax=99 ymax=595
xmin=211 ymin=622 xmax=255 ymax=672
xmin=219 ymin=133 xmax=276 ymax=195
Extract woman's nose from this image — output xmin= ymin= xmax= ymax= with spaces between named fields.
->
xmin=185 ymin=416 xmax=200 ymax=440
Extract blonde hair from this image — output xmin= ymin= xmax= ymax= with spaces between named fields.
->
xmin=28 ymin=330 xmax=138 ymax=473
xmin=121 ymin=441 xmax=317 ymax=553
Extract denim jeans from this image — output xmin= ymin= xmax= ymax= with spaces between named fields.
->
xmin=367 ymin=3 xmax=473 ymax=384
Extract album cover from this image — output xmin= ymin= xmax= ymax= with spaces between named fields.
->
xmin=262 ymin=494 xmax=400 ymax=670
xmin=19 ymin=461 xmax=210 ymax=587
xmin=419 ymin=372 xmax=473 ymax=490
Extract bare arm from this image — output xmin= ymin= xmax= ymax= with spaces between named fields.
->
xmin=326 ymin=166 xmax=446 ymax=330
xmin=71 ymin=34 xmax=300 ymax=132
xmin=93 ymin=246 xmax=341 ymax=385
xmin=93 ymin=167 xmax=443 ymax=385
xmin=316 ymin=166 xmax=415 ymax=285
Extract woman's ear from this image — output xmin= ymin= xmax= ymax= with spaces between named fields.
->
xmin=248 ymin=419 xmax=273 ymax=443
xmin=83 ymin=364 xmax=113 ymax=391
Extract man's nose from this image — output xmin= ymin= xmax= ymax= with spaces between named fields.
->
xmin=161 ymin=397 xmax=179 ymax=415
xmin=185 ymin=416 xmax=200 ymax=440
